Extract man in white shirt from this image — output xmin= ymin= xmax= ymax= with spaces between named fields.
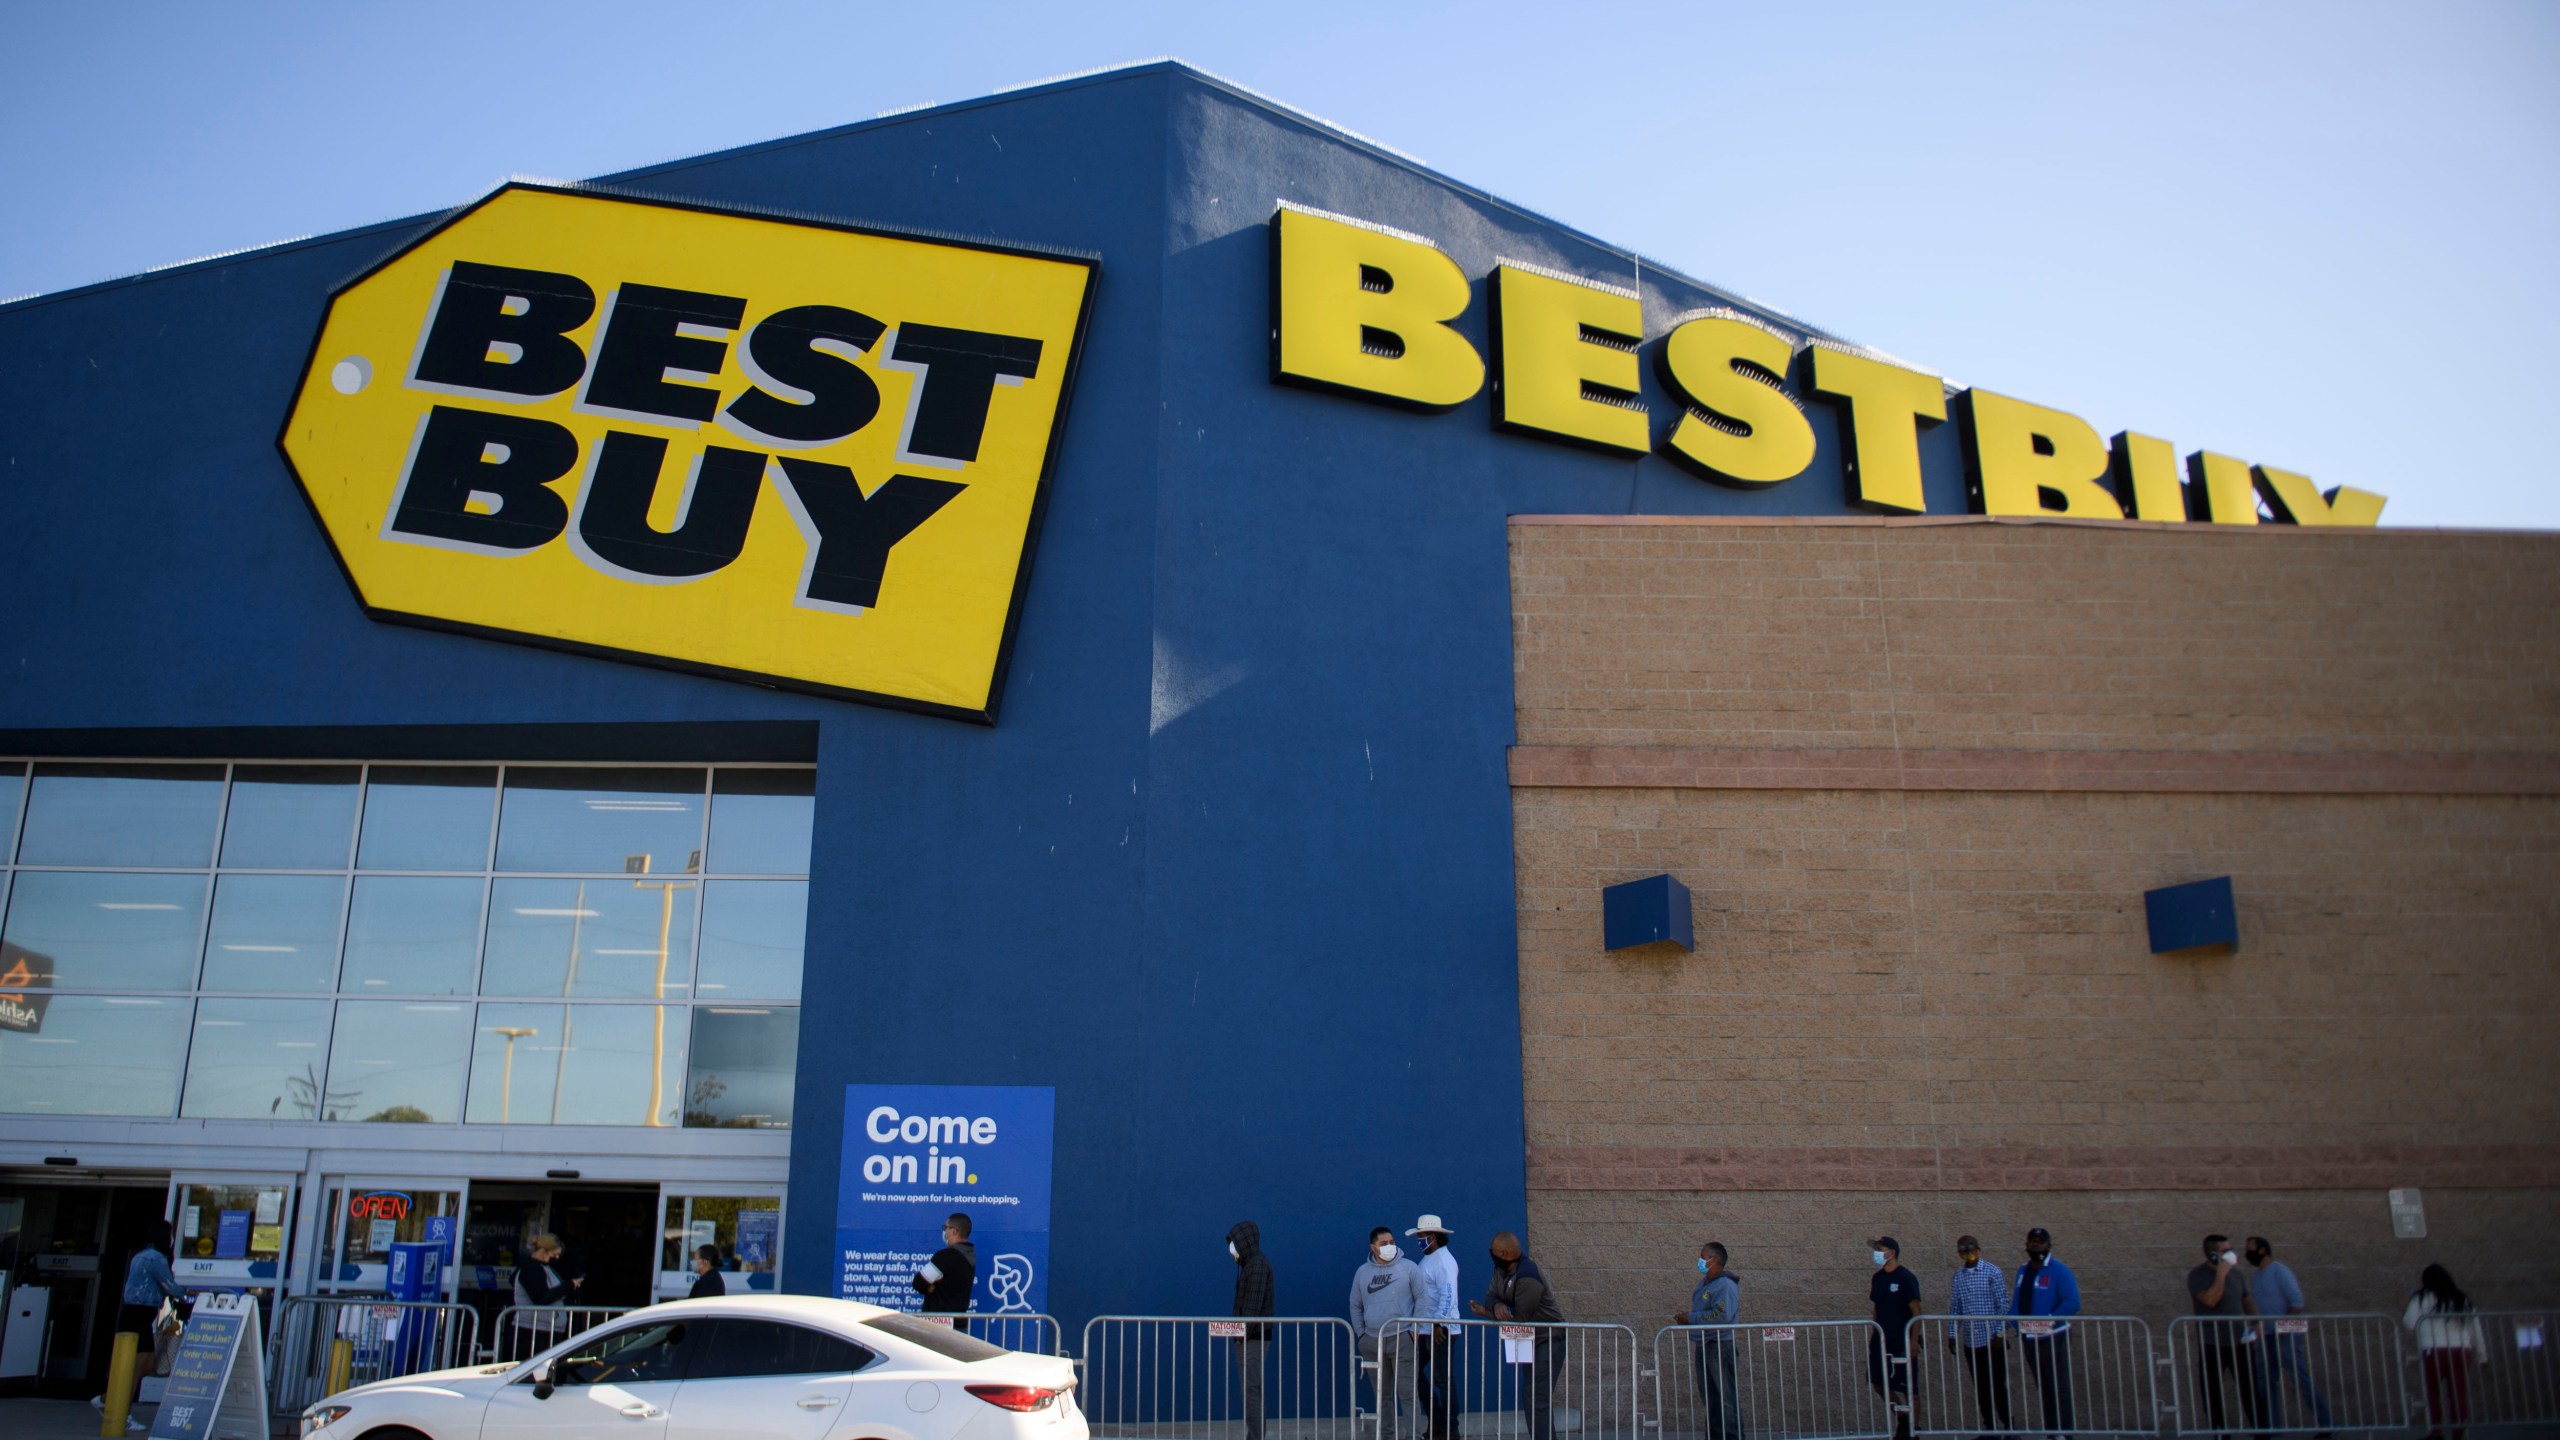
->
xmin=1407 ymin=1216 xmax=1462 ymax=1440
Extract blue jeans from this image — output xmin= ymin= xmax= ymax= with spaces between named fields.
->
xmin=1691 ymin=1334 xmax=1742 ymax=1440
xmin=2256 ymin=1332 xmax=2332 ymax=1429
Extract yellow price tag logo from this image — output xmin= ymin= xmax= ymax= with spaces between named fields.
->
xmin=281 ymin=184 xmax=1097 ymax=721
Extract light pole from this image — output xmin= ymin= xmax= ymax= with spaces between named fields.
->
xmin=627 ymin=852 xmax=698 ymax=1128
xmin=492 ymin=1027 xmax=538 ymax=1123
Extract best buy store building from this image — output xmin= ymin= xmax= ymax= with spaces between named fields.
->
xmin=3 ymin=62 xmax=2552 ymax=1392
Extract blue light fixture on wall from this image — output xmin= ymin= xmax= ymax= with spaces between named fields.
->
xmin=2145 ymin=875 xmax=2238 ymax=954
xmin=1603 ymin=873 xmax=1693 ymax=952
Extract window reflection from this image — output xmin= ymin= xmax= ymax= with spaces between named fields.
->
xmin=495 ymin=768 xmax=706 ymax=875
xmin=0 ymin=763 xmax=25 ymax=863
xmin=19 ymin=764 xmax=225 ymax=868
xmin=342 ymin=877 xmax=483 ymax=996
xmin=684 ymin=1007 xmax=797 ymax=1129
xmin=695 ymin=882 xmax=805 ymax=1002
xmin=0 ymin=993 xmax=190 ymax=1115
xmin=357 ymin=766 xmax=496 ymax=871
xmin=220 ymin=765 xmax=360 ymax=870
xmin=706 ymin=770 xmax=814 ymax=875
xmin=467 ymin=1002 xmax=686 ymax=1126
xmin=327 ymin=1000 xmax=470 ymax=1122
xmin=180 ymin=997 xmax=333 ymax=1120
xmin=1 ymin=871 xmax=210 ymax=989
xmin=201 ymin=875 xmax=346 ymax=992
xmin=482 ymin=878 xmax=694 ymax=998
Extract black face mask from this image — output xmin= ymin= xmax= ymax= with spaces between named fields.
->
xmin=1490 ymin=1252 xmax=1513 ymax=1271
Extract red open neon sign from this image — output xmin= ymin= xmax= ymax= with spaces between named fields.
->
xmin=349 ymin=1192 xmax=412 ymax=1222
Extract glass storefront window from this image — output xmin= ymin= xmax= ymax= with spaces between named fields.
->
xmin=321 ymin=1184 xmax=461 ymax=1284
xmin=1 ymin=871 xmax=210 ymax=989
xmin=357 ymin=766 xmax=497 ymax=871
xmin=706 ymin=770 xmax=814 ymax=875
xmin=482 ymin=877 xmax=695 ymax=998
xmin=17 ymin=763 xmax=225 ymax=868
xmin=684 ymin=1007 xmax=797 ymax=1129
xmin=0 ymin=758 xmax=808 ymax=1126
xmin=327 ymin=1001 xmax=471 ymax=1122
xmin=180 ymin=997 xmax=333 ymax=1119
xmin=661 ymin=1193 xmax=782 ymax=1290
xmin=220 ymin=765 xmax=360 ymax=869
xmin=173 ymin=1182 xmax=293 ymax=1269
xmin=695 ymin=881 xmax=805 ymax=1002
xmin=0 ymin=993 xmax=190 ymax=1115
xmin=467 ymin=1002 xmax=686 ymax=1126
xmin=200 ymin=874 xmax=346 ymax=992
xmin=0 ymin=763 xmax=25 ymax=862
xmin=496 ymin=767 xmax=706 ymax=875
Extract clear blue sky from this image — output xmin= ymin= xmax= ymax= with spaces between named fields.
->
xmin=6 ymin=1 xmax=2554 ymax=527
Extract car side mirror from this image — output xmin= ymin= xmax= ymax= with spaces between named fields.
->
xmin=532 ymin=1362 xmax=554 ymax=1400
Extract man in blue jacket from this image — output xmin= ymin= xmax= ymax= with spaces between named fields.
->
xmin=2012 ymin=1228 xmax=2082 ymax=1437
xmin=1673 ymin=1242 xmax=1742 ymax=1440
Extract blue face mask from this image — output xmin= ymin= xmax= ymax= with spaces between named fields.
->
xmin=1696 ymin=1258 xmax=1710 ymax=1275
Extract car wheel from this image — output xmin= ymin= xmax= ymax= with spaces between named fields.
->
xmin=356 ymin=1427 xmax=434 ymax=1440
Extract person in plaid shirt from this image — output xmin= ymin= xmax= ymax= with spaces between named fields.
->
xmin=1946 ymin=1236 xmax=2013 ymax=1438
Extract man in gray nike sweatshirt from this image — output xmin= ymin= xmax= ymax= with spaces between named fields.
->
xmin=1351 ymin=1226 xmax=1430 ymax=1440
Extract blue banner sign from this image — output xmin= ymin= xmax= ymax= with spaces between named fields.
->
xmin=836 ymin=1083 xmax=1053 ymax=1315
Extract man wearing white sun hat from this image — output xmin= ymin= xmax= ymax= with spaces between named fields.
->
xmin=1407 ymin=1215 xmax=1462 ymax=1439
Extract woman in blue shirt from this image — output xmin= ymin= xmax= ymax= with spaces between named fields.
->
xmin=118 ymin=1221 xmax=185 ymax=1336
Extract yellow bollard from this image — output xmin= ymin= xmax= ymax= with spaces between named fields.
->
xmin=100 ymin=1330 xmax=139 ymax=1436
xmin=326 ymin=1337 xmax=354 ymax=1398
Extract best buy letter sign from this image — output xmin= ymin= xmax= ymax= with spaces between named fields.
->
xmin=282 ymin=184 xmax=1097 ymax=721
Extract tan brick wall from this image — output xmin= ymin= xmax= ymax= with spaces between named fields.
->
xmin=1512 ymin=520 xmax=2560 ymax=753
xmin=1507 ymin=518 xmax=2560 ymax=1323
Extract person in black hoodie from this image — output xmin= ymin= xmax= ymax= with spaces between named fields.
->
xmin=1471 ymin=1233 xmax=1562 ymax=1440
xmin=1230 ymin=1221 xmax=1276 ymax=1440
xmin=913 ymin=1212 xmax=977 ymax=1312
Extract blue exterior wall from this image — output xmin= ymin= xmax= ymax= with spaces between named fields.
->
xmin=0 ymin=64 xmax=1936 ymax=1327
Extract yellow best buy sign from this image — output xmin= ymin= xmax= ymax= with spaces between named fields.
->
xmin=281 ymin=183 xmax=1097 ymax=722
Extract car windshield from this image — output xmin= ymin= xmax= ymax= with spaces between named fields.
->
xmin=863 ymin=1313 xmax=1007 ymax=1362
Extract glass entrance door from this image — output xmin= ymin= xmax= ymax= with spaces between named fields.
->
xmin=315 ymin=1178 xmax=465 ymax=1296
xmin=654 ymin=1188 xmax=783 ymax=1300
xmin=167 ymin=1173 xmax=297 ymax=1306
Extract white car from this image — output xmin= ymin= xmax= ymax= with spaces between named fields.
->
xmin=299 ymin=1295 xmax=1083 ymax=1440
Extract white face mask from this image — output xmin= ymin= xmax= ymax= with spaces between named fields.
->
xmin=1872 ymin=1250 xmax=1889 ymax=1266
xmin=1229 ymin=1242 xmax=1239 ymax=1260
xmin=2221 ymin=1250 xmax=2240 ymax=1266
xmin=1375 ymin=1243 xmax=1399 ymax=1263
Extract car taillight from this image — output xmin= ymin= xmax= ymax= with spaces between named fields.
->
xmin=967 ymin=1384 xmax=1063 ymax=1412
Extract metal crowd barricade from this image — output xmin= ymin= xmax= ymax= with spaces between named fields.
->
xmin=1905 ymin=1315 xmax=2158 ymax=1436
xmin=1652 ymin=1320 xmax=1890 ymax=1440
xmin=486 ymin=1304 xmax=633 ymax=1362
xmin=1082 ymin=1316 xmax=1364 ymax=1440
xmin=270 ymin=1296 xmax=481 ymax=1418
xmin=2166 ymin=1313 xmax=2410 ymax=1435
xmin=1374 ymin=1317 xmax=1641 ymax=1440
xmin=954 ymin=1311 xmax=1067 ymax=1355
xmin=2427 ymin=1310 xmax=2559 ymax=1433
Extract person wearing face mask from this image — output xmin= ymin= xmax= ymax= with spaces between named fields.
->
xmin=1866 ymin=1237 xmax=1920 ymax=1439
xmin=2013 ymin=1227 xmax=2081 ymax=1437
xmin=2187 ymin=1233 xmax=2270 ymax=1439
xmin=1404 ymin=1216 xmax=1462 ymax=1440
xmin=1229 ymin=1222 xmax=1275 ymax=1440
xmin=912 ymin=1212 xmax=976 ymax=1313
xmin=1946 ymin=1235 xmax=2013 ymax=1439
xmin=1469 ymin=1233 xmax=1562 ymax=1440
xmin=1673 ymin=1242 xmax=1741 ymax=1440
xmin=2243 ymin=1236 xmax=2332 ymax=1433
xmin=1351 ymin=1226 xmax=1430 ymax=1440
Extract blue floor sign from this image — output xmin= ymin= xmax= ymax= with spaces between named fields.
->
xmin=836 ymin=1083 xmax=1054 ymax=1314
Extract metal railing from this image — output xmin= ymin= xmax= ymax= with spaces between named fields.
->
xmin=917 ymin=1311 xmax=1065 ymax=1355
xmin=1081 ymin=1316 xmax=1364 ymax=1440
xmin=486 ymin=1303 xmax=632 ymax=1362
xmin=1652 ymin=1321 xmax=1890 ymax=1440
xmin=1905 ymin=1315 xmax=2158 ymax=1436
xmin=1374 ymin=1317 xmax=1642 ymax=1440
xmin=2166 ymin=1313 xmax=2409 ymax=1435
xmin=2423 ymin=1309 xmax=2560 ymax=1434
xmin=270 ymin=1297 xmax=481 ymax=1418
